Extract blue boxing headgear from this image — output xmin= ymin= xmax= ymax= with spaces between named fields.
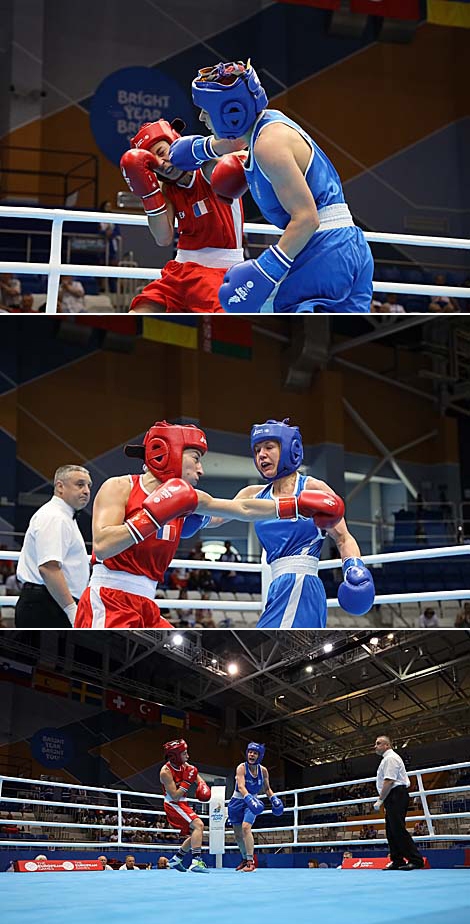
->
xmin=192 ymin=60 xmax=268 ymax=139
xmin=250 ymin=418 xmax=304 ymax=481
xmin=246 ymin=742 xmax=265 ymax=764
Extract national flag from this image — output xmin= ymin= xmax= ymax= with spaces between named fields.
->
xmin=0 ymin=658 xmax=33 ymax=687
xmin=185 ymin=712 xmax=207 ymax=732
xmin=74 ymin=317 xmax=138 ymax=335
xmin=136 ymin=700 xmax=160 ymax=723
xmin=33 ymin=669 xmax=70 ymax=698
xmin=202 ymin=317 xmax=252 ymax=360
xmin=161 ymin=706 xmax=186 ymax=728
xmin=70 ymin=679 xmax=103 ymax=706
xmin=192 ymin=198 xmax=213 ymax=218
xmin=105 ymin=689 xmax=137 ymax=715
xmin=427 ymin=0 xmax=470 ymax=26
xmin=142 ymin=317 xmax=198 ymax=350
xmin=350 ymin=0 xmax=420 ymax=18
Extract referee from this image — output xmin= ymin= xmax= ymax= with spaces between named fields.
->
xmin=15 ymin=465 xmax=92 ymax=628
xmin=373 ymin=735 xmax=424 ymax=870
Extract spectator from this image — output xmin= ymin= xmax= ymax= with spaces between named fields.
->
xmin=170 ymin=567 xmax=190 ymax=591
xmin=118 ymin=854 xmax=140 ymax=870
xmin=455 ymin=602 xmax=470 ymax=628
xmin=57 ymin=276 xmax=87 ymax=313
xmin=337 ymin=850 xmax=353 ymax=868
xmin=413 ymin=821 xmax=427 ymax=837
xmin=97 ymin=855 xmax=113 ymax=870
xmin=157 ymin=856 xmax=170 ymax=869
xmin=98 ymin=200 xmax=121 ymax=293
xmin=218 ymin=540 xmax=241 ymax=591
xmin=307 ymin=859 xmax=319 ymax=868
xmin=370 ymin=298 xmax=384 ymax=312
xmin=188 ymin=540 xmax=206 ymax=561
xmin=417 ymin=607 xmax=440 ymax=628
xmin=197 ymin=593 xmax=216 ymax=628
xmin=15 ymin=464 xmax=92 ymax=628
xmin=5 ymin=570 xmax=20 ymax=596
xmin=0 ymin=273 xmax=22 ymax=311
xmin=380 ymin=293 xmax=406 ymax=314
xmin=176 ymin=588 xmax=196 ymax=628
xmin=428 ymin=274 xmax=459 ymax=313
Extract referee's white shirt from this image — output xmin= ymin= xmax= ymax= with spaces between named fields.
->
xmin=376 ymin=748 xmax=410 ymax=794
xmin=17 ymin=495 xmax=89 ymax=599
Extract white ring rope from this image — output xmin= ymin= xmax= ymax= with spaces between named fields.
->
xmin=0 ymin=544 xmax=469 ymax=610
xmin=0 ymin=759 xmax=468 ymax=852
xmin=0 ymin=205 xmax=469 ymax=314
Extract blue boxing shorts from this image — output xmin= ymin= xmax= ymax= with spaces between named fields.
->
xmin=227 ymin=797 xmax=258 ymax=827
xmin=273 ymin=227 xmax=373 ymax=314
xmin=256 ymin=573 xmax=327 ymax=629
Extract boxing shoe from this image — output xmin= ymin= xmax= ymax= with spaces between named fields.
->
xmin=168 ymin=857 xmax=187 ymax=872
xmin=384 ymin=861 xmax=402 ymax=870
xmin=189 ymin=858 xmax=210 ymax=873
xmin=241 ymin=860 xmax=256 ymax=872
xmin=235 ymin=859 xmax=248 ymax=871
xmin=398 ymin=861 xmax=424 ymax=870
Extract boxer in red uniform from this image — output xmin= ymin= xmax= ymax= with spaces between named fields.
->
xmin=75 ymin=422 xmax=207 ymax=629
xmin=119 ymin=119 xmax=247 ymax=313
xmin=160 ymin=739 xmax=211 ymax=873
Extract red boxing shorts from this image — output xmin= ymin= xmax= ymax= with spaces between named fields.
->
xmin=130 ymin=260 xmax=226 ymax=313
xmin=164 ymin=800 xmax=199 ymax=836
xmin=74 ymin=586 xmax=173 ymax=629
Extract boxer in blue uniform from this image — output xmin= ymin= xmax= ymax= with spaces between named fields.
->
xmin=168 ymin=60 xmax=374 ymax=314
xmin=194 ymin=419 xmax=375 ymax=628
xmin=227 ymin=742 xmax=284 ymax=872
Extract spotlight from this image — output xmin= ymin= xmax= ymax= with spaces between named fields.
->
xmin=227 ymin=662 xmax=239 ymax=676
xmin=305 ymin=665 xmax=314 ymax=674
xmin=211 ymin=658 xmax=218 ymax=666
xmin=370 ymin=637 xmax=379 ymax=646
xmin=278 ymin=694 xmax=285 ymax=700
xmin=172 ymin=633 xmax=184 ymax=646
xmin=323 ymin=643 xmax=333 ymax=654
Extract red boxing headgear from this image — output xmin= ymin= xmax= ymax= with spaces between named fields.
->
xmin=124 ymin=420 xmax=207 ymax=482
xmin=164 ymin=739 xmax=188 ymax=768
xmin=130 ymin=118 xmax=185 ymax=151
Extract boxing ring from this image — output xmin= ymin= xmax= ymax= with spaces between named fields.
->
xmin=1 ymin=762 xmax=469 ymax=924
xmin=0 ymin=205 xmax=469 ymax=313
xmin=0 ymin=544 xmax=469 ymax=626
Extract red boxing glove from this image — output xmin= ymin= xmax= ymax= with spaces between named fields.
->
xmin=179 ymin=764 xmax=199 ymax=793
xmin=125 ymin=478 xmax=198 ymax=544
xmin=211 ymin=153 xmax=248 ymax=204
xmin=275 ymin=491 xmax=345 ymax=529
xmin=195 ymin=780 xmax=211 ymax=802
xmin=120 ymin=148 xmax=167 ymax=217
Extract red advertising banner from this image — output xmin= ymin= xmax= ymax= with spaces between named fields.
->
xmin=16 ymin=860 xmax=103 ymax=872
xmin=342 ymin=856 xmax=430 ymax=869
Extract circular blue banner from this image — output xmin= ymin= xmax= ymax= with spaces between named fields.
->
xmin=30 ymin=728 xmax=74 ymax=768
xmin=90 ymin=66 xmax=195 ymax=165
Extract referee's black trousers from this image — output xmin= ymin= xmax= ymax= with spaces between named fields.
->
xmin=384 ymin=786 xmax=423 ymax=866
xmin=15 ymin=583 xmax=73 ymax=628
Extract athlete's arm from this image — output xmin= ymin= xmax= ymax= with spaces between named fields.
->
xmin=261 ymin=767 xmax=274 ymax=799
xmin=304 ymin=477 xmax=361 ymax=558
xmin=160 ymin=765 xmax=188 ymax=802
xmin=235 ymin=762 xmax=249 ymax=798
xmin=92 ymin=477 xmax=136 ymax=560
xmin=147 ymin=193 xmax=176 ymax=247
xmin=254 ymin=123 xmax=320 ymax=257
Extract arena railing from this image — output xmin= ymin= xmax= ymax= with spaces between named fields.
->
xmin=0 ymin=205 xmax=469 ymax=314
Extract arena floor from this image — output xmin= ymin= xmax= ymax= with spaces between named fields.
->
xmin=3 ymin=868 xmax=469 ymax=924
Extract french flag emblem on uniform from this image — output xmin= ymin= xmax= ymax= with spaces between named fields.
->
xmin=193 ymin=198 xmax=212 ymax=217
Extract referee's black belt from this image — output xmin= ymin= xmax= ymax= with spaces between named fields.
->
xmin=21 ymin=582 xmax=79 ymax=602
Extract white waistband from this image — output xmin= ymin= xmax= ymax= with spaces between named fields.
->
xmin=271 ymin=556 xmax=319 ymax=580
xmin=90 ymin=563 xmax=157 ymax=600
xmin=316 ymin=203 xmax=353 ymax=231
xmin=176 ymin=247 xmax=244 ymax=268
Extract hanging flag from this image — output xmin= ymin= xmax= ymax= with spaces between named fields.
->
xmin=185 ymin=712 xmax=207 ymax=732
xmin=161 ymin=706 xmax=186 ymax=728
xmin=202 ymin=317 xmax=252 ymax=360
xmin=427 ymin=0 xmax=470 ymax=26
xmin=0 ymin=658 xmax=33 ymax=687
xmin=34 ymin=669 xmax=70 ymax=698
xmin=70 ymin=680 xmax=103 ymax=706
xmin=142 ymin=317 xmax=198 ymax=350
xmin=350 ymin=0 xmax=420 ymax=18
xmin=105 ymin=689 xmax=137 ymax=715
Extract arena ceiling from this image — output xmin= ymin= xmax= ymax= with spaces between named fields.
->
xmin=2 ymin=629 xmax=469 ymax=768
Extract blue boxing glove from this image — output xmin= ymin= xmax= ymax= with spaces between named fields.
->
xmin=243 ymin=794 xmax=264 ymax=816
xmin=169 ymin=135 xmax=218 ymax=171
xmin=180 ymin=514 xmax=211 ymax=538
xmin=270 ymin=795 xmax=284 ymax=817
xmin=337 ymin=557 xmax=375 ymax=616
xmin=219 ymin=245 xmax=293 ymax=313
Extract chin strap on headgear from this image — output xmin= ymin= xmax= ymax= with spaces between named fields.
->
xmin=192 ymin=59 xmax=268 ymax=139
xmin=124 ymin=420 xmax=207 ymax=482
xmin=250 ymin=418 xmax=303 ymax=481
xmin=246 ymin=742 xmax=265 ymax=764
